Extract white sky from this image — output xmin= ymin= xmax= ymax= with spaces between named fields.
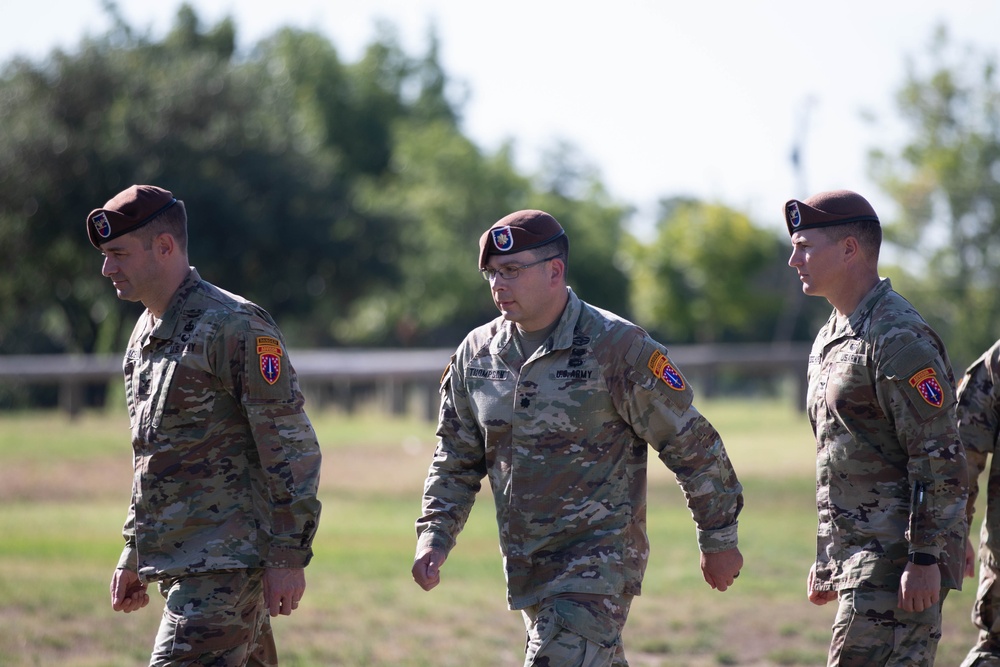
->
xmin=4 ymin=0 xmax=999 ymax=232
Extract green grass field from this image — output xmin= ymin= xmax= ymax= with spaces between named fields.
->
xmin=0 ymin=398 xmax=982 ymax=666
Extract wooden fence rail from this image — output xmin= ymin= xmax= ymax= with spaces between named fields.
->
xmin=0 ymin=343 xmax=810 ymax=419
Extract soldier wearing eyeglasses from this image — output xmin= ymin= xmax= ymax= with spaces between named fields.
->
xmin=412 ymin=209 xmax=744 ymax=666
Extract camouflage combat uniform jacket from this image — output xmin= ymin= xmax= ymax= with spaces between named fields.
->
xmin=118 ymin=268 xmax=322 ymax=581
xmin=958 ymin=339 xmax=1000 ymax=567
xmin=416 ymin=288 xmax=743 ymax=609
xmin=807 ymin=278 xmax=966 ymax=592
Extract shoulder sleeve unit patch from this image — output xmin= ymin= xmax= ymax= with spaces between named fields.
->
xmin=909 ymin=367 xmax=944 ymax=408
xmin=647 ymin=349 xmax=686 ymax=391
xmin=257 ymin=336 xmax=284 ymax=385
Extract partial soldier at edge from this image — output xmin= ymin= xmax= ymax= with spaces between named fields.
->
xmin=958 ymin=338 xmax=1000 ymax=667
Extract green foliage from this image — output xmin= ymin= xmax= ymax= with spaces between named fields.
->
xmin=345 ymin=121 xmax=529 ymax=344
xmin=623 ymin=198 xmax=793 ymax=343
xmin=0 ymin=5 xmax=493 ymax=357
xmin=528 ymin=142 xmax=633 ymax=318
xmin=869 ymin=25 xmax=1000 ymax=367
xmin=0 ymin=4 xmax=643 ymax=362
xmin=344 ymin=124 xmax=632 ymax=344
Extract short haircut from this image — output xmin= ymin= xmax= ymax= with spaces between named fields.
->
xmin=134 ymin=199 xmax=188 ymax=254
xmin=532 ymin=233 xmax=570 ymax=268
xmin=824 ymin=220 xmax=881 ymax=260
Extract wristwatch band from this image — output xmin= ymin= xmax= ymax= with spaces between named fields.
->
xmin=908 ymin=552 xmax=937 ymax=566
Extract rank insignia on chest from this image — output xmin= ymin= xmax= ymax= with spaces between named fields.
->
xmin=647 ymin=350 xmax=686 ymax=391
xmin=257 ymin=336 xmax=283 ymax=385
xmin=909 ymin=367 xmax=944 ymax=408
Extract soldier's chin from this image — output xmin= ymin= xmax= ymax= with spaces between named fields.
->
xmin=115 ymin=289 xmax=141 ymax=303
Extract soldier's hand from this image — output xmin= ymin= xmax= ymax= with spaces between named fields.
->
xmin=110 ymin=568 xmax=149 ymax=613
xmin=264 ymin=567 xmax=306 ymax=617
xmin=965 ymin=538 xmax=977 ymax=578
xmin=806 ymin=563 xmax=837 ymax=606
xmin=700 ymin=547 xmax=742 ymax=592
xmin=412 ymin=546 xmax=448 ymax=591
xmin=898 ymin=561 xmax=941 ymax=612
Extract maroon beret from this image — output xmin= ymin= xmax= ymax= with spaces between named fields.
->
xmin=478 ymin=210 xmax=565 ymax=268
xmin=783 ymin=189 xmax=879 ymax=236
xmin=87 ymin=184 xmax=178 ymax=248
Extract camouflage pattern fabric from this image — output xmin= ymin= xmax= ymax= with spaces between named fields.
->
xmin=963 ymin=653 xmax=1000 ymax=667
xmin=960 ymin=338 xmax=1000 ymax=562
xmin=961 ymin=559 xmax=1000 ymax=666
xmin=828 ymin=586 xmax=944 ymax=667
xmin=958 ymin=339 xmax=1000 ymax=666
xmin=151 ymin=569 xmax=277 ymax=666
xmin=521 ymin=593 xmax=632 ymax=667
xmin=118 ymin=268 xmax=322 ymax=581
xmin=415 ymin=287 xmax=743 ymax=611
xmin=807 ymin=279 xmax=967 ymax=595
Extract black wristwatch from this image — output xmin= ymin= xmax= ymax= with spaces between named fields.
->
xmin=908 ymin=552 xmax=937 ymax=566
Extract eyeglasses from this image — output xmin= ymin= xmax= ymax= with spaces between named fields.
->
xmin=480 ymin=254 xmax=561 ymax=282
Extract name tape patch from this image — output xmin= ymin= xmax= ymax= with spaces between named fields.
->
xmin=467 ymin=367 xmax=508 ymax=381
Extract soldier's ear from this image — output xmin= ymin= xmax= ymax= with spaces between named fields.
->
xmin=550 ymin=256 xmax=566 ymax=282
xmin=153 ymin=232 xmax=176 ymax=259
xmin=842 ymin=236 xmax=861 ymax=263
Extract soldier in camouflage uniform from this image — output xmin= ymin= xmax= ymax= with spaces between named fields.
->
xmin=958 ymin=339 xmax=1000 ymax=667
xmin=87 ymin=185 xmax=323 ymax=667
xmin=784 ymin=190 xmax=968 ymax=667
xmin=411 ymin=210 xmax=745 ymax=667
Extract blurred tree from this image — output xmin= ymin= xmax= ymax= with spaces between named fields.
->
xmin=0 ymin=1 xmax=638 ymax=372
xmin=869 ymin=25 xmax=1000 ymax=368
xmin=0 ymin=4 xmax=471 ymax=357
xmin=528 ymin=141 xmax=633 ymax=318
xmin=622 ymin=198 xmax=789 ymax=344
xmin=343 ymin=121 xmax=529 ymax=345
xmin=344 ymin=131 xmax=632 ymax=345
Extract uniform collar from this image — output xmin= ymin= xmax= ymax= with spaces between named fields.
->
xmin=148 ymin=267 xmax=201 ymax=340
xmin=847 ymin=278 xmax=892 ymax=331
xmin=829 ymin=278 xmax=892 ymax=339
xmin=550 ymin=287 xmax=583 ymax=351
xmin=490 ymin=286 xmax=581 ymax=357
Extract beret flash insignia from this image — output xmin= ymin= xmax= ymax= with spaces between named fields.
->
xmin=491 ymin=226 xmax=514 ymax=252
xmin=787 ymin=202 xmax=802 ymax=229
xmin=92 ymin=212 xmax=112 ymax=239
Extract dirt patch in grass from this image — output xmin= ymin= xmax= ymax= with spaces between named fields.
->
xmin=0 ymin=455 xmax=131 ymax=503
xmin=0 ymin=432 xmax=434 ymax=504
xmin=319 ymin=437 xmax=435 ymax=500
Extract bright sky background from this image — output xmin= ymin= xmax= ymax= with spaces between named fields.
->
xmin=4 ymin=1 xmax=999 ymax=232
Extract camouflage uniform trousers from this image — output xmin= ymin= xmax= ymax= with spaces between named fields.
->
xmin=521 ymin=592 xmax=632 ymax=667
xmin=150 ymin=569 xmax=277 ymax=667
xmin=827 ymin=585 xmax=947 ymax=667
xmin=960 ymin=561 xmax=1000 ymax=667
